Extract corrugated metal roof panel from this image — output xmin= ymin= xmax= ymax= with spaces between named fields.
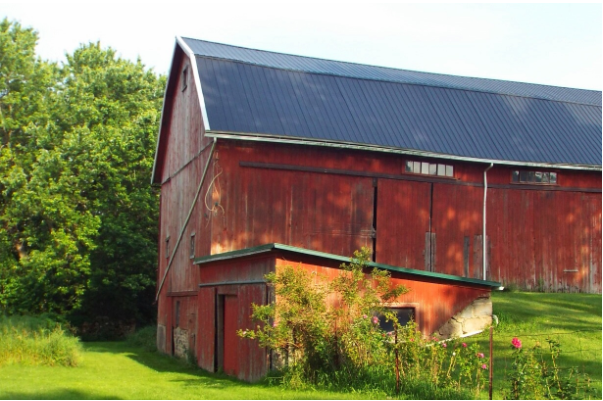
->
xmin=196 ymin=57 xmax=601 ymax=166
xmin=183 ymin=37 xmax=601 ymax=107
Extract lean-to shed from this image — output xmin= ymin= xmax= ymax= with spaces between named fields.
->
xmin=152 ymin=37 xmax=602 ymax=381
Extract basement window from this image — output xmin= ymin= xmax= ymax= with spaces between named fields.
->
xmin=190 ymin=233 xmax=195 ymax=259
xmin=377 ymin=307 xmax=416 ymax=333
xmin=406 ymin=160 xmax=453 ymax=178
xmin=511 ymin=170 xmax=557 ymax=185
xmin=182 ymin=66 xmax=188 ymax=92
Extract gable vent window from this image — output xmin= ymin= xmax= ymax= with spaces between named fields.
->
xmin=165 ymin=236 xmax=170 ymax=259
xmin=406 ymin=160 xmax=453 ymax=177
xmin=190 ymin=233 xmax=195 ymax=259
xmin=182 ymin=66 xmax=188 ymax=92
xmin=512 ymin=170 xmax=557 ymax=185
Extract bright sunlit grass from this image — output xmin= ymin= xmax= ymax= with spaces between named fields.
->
xmin=0 ymin=292 xmax=600 ymax=400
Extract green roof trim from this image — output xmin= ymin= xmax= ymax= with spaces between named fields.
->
xmin=193 ymin=243 xmax=502 ymax=288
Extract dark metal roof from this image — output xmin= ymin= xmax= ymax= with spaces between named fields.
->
xmin=193 ymin=243 xmax=503 ymax=288
xmin=182 ymin=38 xmax=602 ymax=167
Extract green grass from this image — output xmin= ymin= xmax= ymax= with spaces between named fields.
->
xmin=0 ymin=316 xmax=82 ymax=367
xmin=466 ymin=291 xmax=602 ymax=399
xmin=0 ymin=293 xmax=600 ymax=400
xmin=0 ymin=342 xmax=374 ymax=400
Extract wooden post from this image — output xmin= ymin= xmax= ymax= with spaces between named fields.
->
xmin=489 ymin=326 xmax=493 ymax=400
xmin=395 ymin=326 xmax=400 ymax=394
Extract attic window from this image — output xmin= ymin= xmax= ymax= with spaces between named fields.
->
xmin=406 ymin=160 xmax=453 ymax=177
xmin=182 ymin=66 xmax=188 ymax=92
xmin=511 ymin=170 xmax=557 ymax=185
xmin=190 ymin=233 xmax=195 ymax=259
xmin=165 ymin=236 xmax=170 ymax=259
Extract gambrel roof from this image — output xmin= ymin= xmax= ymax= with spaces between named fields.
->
xmin=153 ymin=37 xmax=602 ymax=183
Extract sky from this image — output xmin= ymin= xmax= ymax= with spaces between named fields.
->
xmin=1 ymin=1 xmax=601 ymax=91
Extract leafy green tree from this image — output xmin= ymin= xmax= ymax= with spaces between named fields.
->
xmin=0 ymin=18 xmax=164 ymax=335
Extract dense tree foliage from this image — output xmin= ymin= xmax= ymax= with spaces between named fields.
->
xmin=0 ymin=18 xmax=164 ymax=336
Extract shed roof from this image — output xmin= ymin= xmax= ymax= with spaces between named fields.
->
xmin=193 ymin=243 xmax=502 ymax=289
xmin=158 ymin=37 xmax=602 ymax=177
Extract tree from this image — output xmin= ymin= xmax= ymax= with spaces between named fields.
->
xmin=0 ymin=19 xmax=165 ymax=336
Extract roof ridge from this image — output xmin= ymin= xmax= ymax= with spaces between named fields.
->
xmin=195 ymin=54 xmax=602 ymax=108
xmin=181 ymin=37 xmax=601 ymax=107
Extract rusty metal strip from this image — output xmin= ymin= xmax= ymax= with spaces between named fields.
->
xmin=239 ymin=161 xmax=601 ymax=193
xmin=198 ymin=280 xmax=267 ymax=288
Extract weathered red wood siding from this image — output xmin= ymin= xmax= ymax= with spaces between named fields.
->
xmin=196 ymin=255 xmax=272 ymax=381
xmin=156 ymin=49 xmax=213 ymax=354
xmin=208 ymin=141 xmax=601 ymax=292
xmin=210 ymin=142 xmax=375 ymax=257
xmin=488 ymin=189 xmax=601 ymax=292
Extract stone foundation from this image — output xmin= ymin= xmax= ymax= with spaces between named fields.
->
xmin=157 ymin=324 xmax=166 ymax=353
xmin=437 ymin=296 xmax=492 ymax=339
xmin=173 ymin=327 xmax=189 ymax=358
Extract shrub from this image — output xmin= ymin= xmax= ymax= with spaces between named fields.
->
xmin=238 ymin=248 xmax=489 ymax=398
xmin=125 ymin=325 xmax=157 ymax=352
xmin=0 ymin=315 xmax=82 ymax=367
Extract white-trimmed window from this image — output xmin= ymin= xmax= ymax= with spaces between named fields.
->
xmin=406 ymin=160 xmax=453 ymax=177
xmin=511 ymin=170 xmax=557 ymax=185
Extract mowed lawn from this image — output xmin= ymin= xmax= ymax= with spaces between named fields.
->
xmin=0 ymin=341 xmax=368 ymax=400
xmin=0 ymin=292 xmax=601 ymax=400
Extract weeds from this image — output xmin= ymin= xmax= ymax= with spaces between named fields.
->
xmin=0 ymin=315 xmax=82 ymax=367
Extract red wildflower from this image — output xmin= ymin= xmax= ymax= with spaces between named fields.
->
xmin=511 ymin=337 xmax=522 ymax=349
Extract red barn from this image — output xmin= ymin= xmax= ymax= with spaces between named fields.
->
xmin=151 ymin=37 xmax=602 ymax=381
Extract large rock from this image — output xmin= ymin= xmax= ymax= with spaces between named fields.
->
xmin=438 ymin=296 xmax=492 ymax=339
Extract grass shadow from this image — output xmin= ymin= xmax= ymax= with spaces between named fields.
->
xmin=0 ymin=389 xmax=121 ymax=400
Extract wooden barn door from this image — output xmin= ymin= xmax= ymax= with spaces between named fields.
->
xmin=376 ymin=179 xmax=431 ymax=270
xmin=222 ymin=295 xmax=238 ymax=376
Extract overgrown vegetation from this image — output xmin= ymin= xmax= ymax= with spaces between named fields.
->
xmin=0 ymin=18 xmax=164 ymax=336
xmin=501 ymin=336 xmax=595 ymax=399
xmin=125 ymin=325 xmax=158 ymax=353
xmin=0 ymin=315 xmax=82 ymax=367
xmin=238 ymin=248 xmax=489 ymax=398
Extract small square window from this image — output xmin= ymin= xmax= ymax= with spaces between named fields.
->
xmin=437 ymin=164 xmax=446 ymax=176
xmin=519 ymin=171 xmax=529 ymax=182
xmin=445 ymin=165 xmax=454 ymax=177
xmin=377 ymin=308 xmax=415 ymax=332
xmin=421 ymin=162 xmax=430 ymax=175
xmin=413 ymin=161 xmax=421 ymax=173
xmin=550 ymin=172 xmax=557 ymax=184
xmin=542 ymin=172 xmax=549 ymax=183
xmin=429 ymin=163 xmax=437 ymax=175
xmin=511 ymin=171 xmax=519 ymax=182
xmin=534 ymin=171 xmax=543 ymax=183
xmin=405 ymin=161 xmax=414 ymax=173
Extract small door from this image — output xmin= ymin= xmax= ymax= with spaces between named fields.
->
xmin=223 ymin=295 xmax=238 ymax=376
